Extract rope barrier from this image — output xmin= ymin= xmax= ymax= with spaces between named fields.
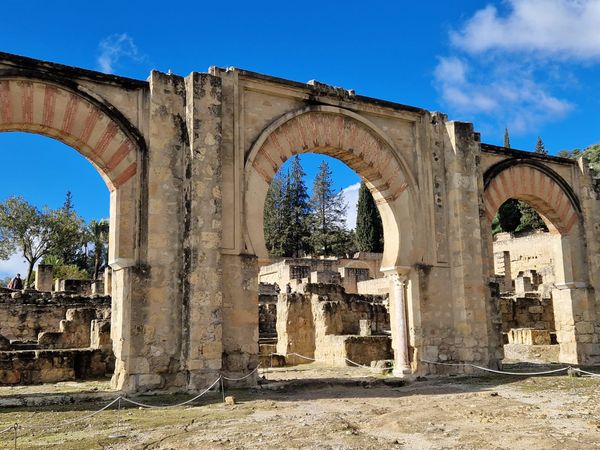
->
xmin=281 ymin=352 xmax=316 ymax=361
xmin=0 ymin=424 xmax=15 ymax=435
xmin=344 ymin=358 xmax=392 ymax=372
xmin=120 ymin=377 xmax=222 ymax=409
xmin=421 ymin=359 xmax=571 ymax=376
xmin=574 ymin=368 xmax=600 ymax=378
xmin=221 ymin=365 xmax=261 ymax=381
xmin=0 ymin=358 xmax=596 ymax=447
xmin=28 ymin=396 xmax=122 ymax=431
xmin=270 ymin=352 xmax=392 ymax=372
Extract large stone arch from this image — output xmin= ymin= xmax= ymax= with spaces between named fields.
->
xmin=483 ymin=160 xmax=581 ymax=235
xmin=0 ymin=76 xmax=144 ymax=266
xmin=482 ymin=159 xmax=596 ymax=364
xmin=0 ymin=74 xmax=147 ymax=387
xmin=244 ymin=105 xmax=419 ymax=269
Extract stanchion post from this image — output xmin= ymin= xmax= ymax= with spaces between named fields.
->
xmin=13 ymin=423 xmax=17 ymax=450
xmin=220 ymin=377 xmax=225 ymax=403
xmin=117 ymin=397 xmax=122 ymax=435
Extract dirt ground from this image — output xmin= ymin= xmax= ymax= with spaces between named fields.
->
xmin=0 ymin=364 xmax=599 ymax=449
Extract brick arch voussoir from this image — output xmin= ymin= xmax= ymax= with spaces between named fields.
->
xmin=0 ymin=78 xmax=140 ymax=191
xmin=483 ymin=164 xmax=580 ymax=235
xmin=249 ymin=109 xmax=411 ymax=203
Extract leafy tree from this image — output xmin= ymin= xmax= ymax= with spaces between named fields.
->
xmin=355 ymin=182 xmax=383 ymax=252
xmin=535 ymin=136 xmax=547 ymax=155
xmin=42 ymin=255 xmax=89 ymax=280
xmin=503 ymin=128 xmax=510 ymax=148
xmin=516 ymin=201 xmax=547 ymax=232
xmin=331 ymin=228 xmax=358 ymax=258
xmin=558 ymin=144 xmax=600 ymax=177
xmin=496 ymin=199 xmax=521 ymax=233
xmin=0 ymin=196 xmax=84 ymax=284
xmin=309 ymin=161 xmax=348 ymax=256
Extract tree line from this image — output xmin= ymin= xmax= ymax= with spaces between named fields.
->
xmin=264 ymin=156 xmax=383 ymax=258
xmin=0 ymin=192 xmax=109 ymax=285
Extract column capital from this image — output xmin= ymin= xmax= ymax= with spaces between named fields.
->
xmin=381 ymin=265 xmax=410 ymax=286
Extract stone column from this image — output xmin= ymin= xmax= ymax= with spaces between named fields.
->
xmin=103 ymin=267 xmax=112 ymax=296
xmin=384 ymin=269 xmax=411 ymax=376
xmin=35 ymin=264 xmax=54 ymax=292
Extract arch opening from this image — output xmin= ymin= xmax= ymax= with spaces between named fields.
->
xmin=0 ymin=77 xmax=144 ymax=389
xmin=245 ymin=107 xmax=420 ymax=380
xmin=484 ymin=162 xmax=589 ymax=366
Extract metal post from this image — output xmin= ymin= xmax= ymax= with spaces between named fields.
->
xmin=220 ymin=377 xmax=225 ymax=403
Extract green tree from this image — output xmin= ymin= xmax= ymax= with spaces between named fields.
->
xmin=496 ymin=199 xmax=521 ymax=233
xmin=355 ymin=182 xmax=383 ymax=252
xmin=535 ymin=136 xmax=547 ymax=155
xmin=264 ymin=171 xmax=288 ymax=256
xmin=503 ymin=128 xmax=510 ymax=148
xmin=284 ymin=156 xmax=311 ymax=257
xmin=558 ymin=144 xmax=600 ymax=177
xmin=331 ymin=228 xmax=358 ymax=258
xmin=0 ymin=196 xmax=84 ymax=285
xmin=309 ymin=161 xmax=348 ymax=256
xmin=516 ymin=201 xmax=547 ymax=232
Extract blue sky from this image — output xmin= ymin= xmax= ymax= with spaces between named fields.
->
xmin=2 ymin=0 xmax=600 ymax=275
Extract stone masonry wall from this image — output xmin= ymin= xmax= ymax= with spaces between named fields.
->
xmin=0 ymin=293 xmax=111 ymax=341
xmin=499 ymin=297 xmax=556 ymax=333
xmin=493 ymin=232 xmax=558 ymax=285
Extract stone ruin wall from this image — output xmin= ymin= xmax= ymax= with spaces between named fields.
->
xmin=0 ymin=291 xmax=111 ymax=341
xmin=499 ymin=297 xmax=556 ymax=333
xmin=0 ymin=291 xmax=113 ymax=385
xmin=275 ymin=284 xmax=392 ymax=366
xmin=493 ymin=231 xmax=558 ymax=286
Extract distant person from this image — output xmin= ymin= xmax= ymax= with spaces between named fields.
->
xmin=286 ymin=283 xmax=292 ymax=294
xmin=8 ymin=274 xmax=23 ymax=290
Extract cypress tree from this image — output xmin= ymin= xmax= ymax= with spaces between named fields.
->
xmin=284 ymin=156 xmax=311 ymax=257
xmin=263 ymin=171 xmax=287 ymax=256
xmin=263 ymin=156 xmax=311 ymax=257
xmin=309 ymin=160 xmax=348 ymax=256
xmin=535 ymin=136 xmax=547 ymax=155
xmin=355 ymin=182 xmax=383 ymax=252
xmin=504 ymin=128 xmax=510 ymax=148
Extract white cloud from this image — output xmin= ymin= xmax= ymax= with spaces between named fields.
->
xmin=0 ymin=252 xmax=28 ymax=280
xmin=434 ymin=1 xmax=593 ymax=136
xmin=451 ymin=0 xmax=600 ymax=60
xmin=97 ymin=33 xmax=144 ymax=74
xmin=434 ymin=56 xmax=573 ymax=133
xmin=341 ymin=182 xmax=360 ymax=230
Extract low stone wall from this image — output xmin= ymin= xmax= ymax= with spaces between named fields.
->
xmin=499 ymin=297 xmax=555 ymax=332
xmin=276 ymin=284 xmax=391 ymax=366
xmin=315 ymin=335 xmax=392 ymax=366
xmin=0 ymin=349 xmax=112 ymax=385
xmin=0 ymin=292 xmax=111 ymax=341
xmin=493 ymin=231 xmax=558 ymax=286
xmin=308 ymin=284 xmax=390 ymax=335
xmin=357 ymin=278 xmax=390 ymax=296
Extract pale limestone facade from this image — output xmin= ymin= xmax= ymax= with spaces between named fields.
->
xmin=0 ymin=52 xmax=599 ymax=392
